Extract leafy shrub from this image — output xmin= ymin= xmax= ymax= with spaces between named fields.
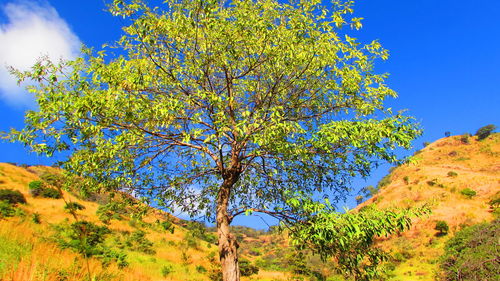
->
xmin=444 ymin=131 xmax=451 ymax=137
xmin=475 ymin=124 xmax=496 ymax=141
xmin=377 ymin=174 xmax=391 ymax=190
xmin=28 ymin=180 xmax=44 ymax=197
xmin=32 ymin=212 xmax=41 ymax=224
xmin=447 ymin=171 xmax=458 ymax=177
xmin=196 ymin=265 xmax=207 ymax=273
xmin=355 ymin=195 xmax=363 ymax=205
xmin=426 ymin=178 xmax=438 ymax=186
xmin=423 ymin=141 xmax=430 ymax=147
xmin=460 ymin=188 xmax=477 ymax=199
xmin=239 ymin=259 xmax=259 ymax=276
xmin=440 ymin=220 xmax=499 ymax=280
xmin=41 ymin=187 xmax=62 ymax=199
xmin=125 ymin=230 xmax=156 ymax=254
xmin=435 ymin=220 xmax=449 ymax=235
xmin=0 ymin=200 xmax=15 ymax=218
xmin=159 ymin=220 xmax=175 ymax=234
xmin=64 ymin=202 xmax=86 ymax=213
xmin=96 ymin=202 xmax=126 ymax=224
xmin=0 ymin=189 xmax=26 ymax=204
xmin=161 ymin=265 xmax=173 ymax=277
xmin=40 ymin=172 xmax=64 ymax=188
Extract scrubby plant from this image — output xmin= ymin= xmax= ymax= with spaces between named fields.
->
xmin=447 ymin=171 xmax=458 ymax=177
xmin=126 ymin=230 xmax=156 ymax=254
xmin=28 ymin=180 xmax=44 ymax=197
xmin=403 ymin=176 xmax=409 ymax=185
xmin=444 ymin=131 xmax=451 ymax=137
xmin=64 ymin=202 xmax=86 ymax=213
xmin=40 ymin=187 xmax=62 ymax=199
xmin=32 ymin=212 xmax=41 ymax=224
xmin=239 ymin=259 xmax=259 ymax=277
xmin=423 ymin=141 xmax=430 ymax=147
xmin=475 ymin=124 xmax=496 ymax=141
xmin=96 ymin=202 xmax=126 ymax=224
xmin=460 ymin=188 xmax=477 ymax=199
xmin=426 ymin=179 xmax=438 ymax=186
xmin=40 ymin=172 xmax=64 ymax=188
xmin=0 ymin=189 xmax=26 ymax=204
xmin=460 ymin=133 xmax=471 ymax=144
xmin=355 ymin=195 xmax=364 ymax=205
xmin=196 ymin=265 xmax=207 ymax=273
xmin=440 ymin=220 xmax=499 ymax=280
xmin=161 ymin=265 xmax=173 ymax=277
xmin=435 ymin=220 xmax=449 ymax=235
xmin=0 ymin=200 xmax=15 ymax=218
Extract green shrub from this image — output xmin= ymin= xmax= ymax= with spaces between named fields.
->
xmin=460 ymin=188 xmax=477 ymax=199
xmin=0 ymin=200 xmax=15 ymax=218
xmin=403 ymin=176 xmax=409 ymax=185
xmin=0 ymin=189 xmax=26 ymax=204
xmin=440 ymin=220 xmax=499 ymax=280
xmin=39 ymin=172 xmax=64 ymax=188
xmin=161 ymin=265 xmax=173 ymax=277
xmin=447 ymin=171 xmax=458 ymax=177
xmin=32 ymin=212 xmax=41 ymax=224
xmin=444 ymin=131 xmax=451 ymax=137
xmin=435 ymin=220 xmax=449 ymax=235
xmin=475 ymin=124 xmax=496 ymax=141
xmin=426 ymin=178 xmax=438 ymax=186
xmin=126 ymin=230 xmax=156 ymax=254
xmin=41 ymin=188 xmax=62 ymax=199
xmin=196 ymin=265 xmax=207 ymax=273
xmin=239 ymin=259 xmax=259 ymax=276
xmin=28 ymin=180 xmax=44 ymax=197
xmin=96 ymin=202 xmax=126 ymax=224
xmin=423 ymin=141 xmax=430 ymax=147
xmin=64 ymin=202 xmax=86 ymax=213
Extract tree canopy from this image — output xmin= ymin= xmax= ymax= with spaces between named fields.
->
xmin=5 ymin=0 xmax=423 ymax=279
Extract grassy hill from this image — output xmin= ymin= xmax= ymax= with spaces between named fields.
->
xmin=0 ymin=132 xmax=498 ymax=281
xmin=359 ymin=132 xmax=499 ymax=280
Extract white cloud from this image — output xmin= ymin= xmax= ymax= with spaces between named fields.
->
xmin=0 ymin=1 xmax=80 ymax=107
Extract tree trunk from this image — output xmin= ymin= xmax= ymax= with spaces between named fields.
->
xmin=216 ymin=177 xmax=240 ymax=281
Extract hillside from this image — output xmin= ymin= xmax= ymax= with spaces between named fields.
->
xmin=0 ymin=132 xmax=498 ymax=281
xmin=0 ymin=163 xmax=291 ymax=281
xmin=360 ymin=132 xmax=499 ymax=280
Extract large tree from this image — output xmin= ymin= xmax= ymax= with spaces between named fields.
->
xmin=6 ymin=0 xmax=423 ymax=279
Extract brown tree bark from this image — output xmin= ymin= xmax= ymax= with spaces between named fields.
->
xmin=216 ymin=170 xmax=240 ymax=281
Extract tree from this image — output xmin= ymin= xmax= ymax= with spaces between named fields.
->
xmin=435 ymin=220 xmax=449 ymax=235
xmin=5 ymin=0 xmax=422 ymax=280
xmin=475 ymin=124 xmax=496 ymax=140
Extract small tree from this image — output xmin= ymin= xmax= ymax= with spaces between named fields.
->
xmin=5 ymin=0 xmax=423 ymax=279
xmin=475 ymin=124 xmax=496 ymax=141
xmin=435 ymin=220 xmax=449 ymax=235
xmin=444 ymin=131 xmax=451 ymax=137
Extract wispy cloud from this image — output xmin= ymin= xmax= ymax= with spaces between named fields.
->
xmin=0 ymin=1 xmax=80 ymax=107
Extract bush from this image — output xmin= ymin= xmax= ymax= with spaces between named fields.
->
xmin=440 ymin=220 xmax=499 ymax=280
xmin=64 ymin=202 xmax=86 ymax=213
xmin=460 ymin=133 xmax=471 ymax=144
xmin=423 ymin=141 xmax=430 ymax=147
xmin=239 ymin=259 xmax=259 ymax=276
xmin=161 ymin=265 xmax=173 ymax=277
xmin=0 ymin=200 xmax=15 ymax=218
xmin=444 ymin=131 xmax=451 ymax=137
xmin=447 ymin=171 xmax=458 ymax=177
xmin=475 ymin=124 xmax=496 ymax=141
xmin=426 ymin=178 xmax=438 ymax=186
xmin=32 ymin=212 xmax=41 ymax=224
xmin=196 ymin=265 xmax=207 ymax=273
xmin=28 ymin=180 xmax=44 ymax=197
xmin=460 ymin=188 xmax=477 ymax=199
xmin=96 ymin=202 xmax=126 ymax=224
xmin=403 ymin=176 xmax=409 ymax=185
xmin=0 ymin=189 xmax=26 ymax=205
xmin=435 ymin=220 xmax=449 ymax=235
xmin=41 ymin=188 xmax=62 ymax=199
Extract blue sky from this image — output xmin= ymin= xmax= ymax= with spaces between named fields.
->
xmin=0 ymin=0 xmax=499 ymax=228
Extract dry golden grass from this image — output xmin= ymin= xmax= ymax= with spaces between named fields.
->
xmin=358 ymin=133 xmax=500 ymax=280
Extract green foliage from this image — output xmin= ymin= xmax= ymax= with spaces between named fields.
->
xmin=355 ymin=195 xmax=363 ymax=205
xmin=475 ymin=124 xmax=496 ymax=141
xmin=0 ymin=189 xmax=26 ymax=205
xmin=460 ymin=188 xmax=477 ymax=199
xmin=158 ymin=220 xmax=175 ymax=234
xmin=423 ymin=141 xmax=430 ymax=147
xmin=161 ymin=264 xmax=173 ymax=277
xmin=0 ymin=201 xmax=15 ymax=218
xmin=96 ymin=202 xmax=126 ymax=224
xmin=287 ymin=197 xmax=430 ymax=281
xmin=39 ymin=172 xmax=64 ymax=188
xmin=434 ymin=220 xmax=449 ymax=235
xmin=118 ymin=230 xmax=156 ymax=255
xmin=239 ymin=259 xmax=259 ymax=277
xmin=440 ymin=220 xmax=499 ymax=280
xmin=447 ymin=171 xmax=458 ymax=177
xmin=7 ymin=0 xmax=423 ymax=277
xmin=28 ymin=180 xmax=44 ymax=197
xmin=377 ymin=174 xmax=392 ymax=190
xmin=426 ymin=178 xmax=438 ymax=186
xmin=444 ymin=131 xmax=451 ymax=137
xmin=40 ymin=187 xmax=62 ymax=199
xmin=361 ymin=185 xmax=380 ymax=198
xmin=64 ymin=202 xmax=86 ymax=213
xmin=29 ymin=181 xmax=62 ymax=199
xmin=31 ymin=212 xmax=41 ymax=224
xmin=196 ymin=265 xmax=207 ymax=273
